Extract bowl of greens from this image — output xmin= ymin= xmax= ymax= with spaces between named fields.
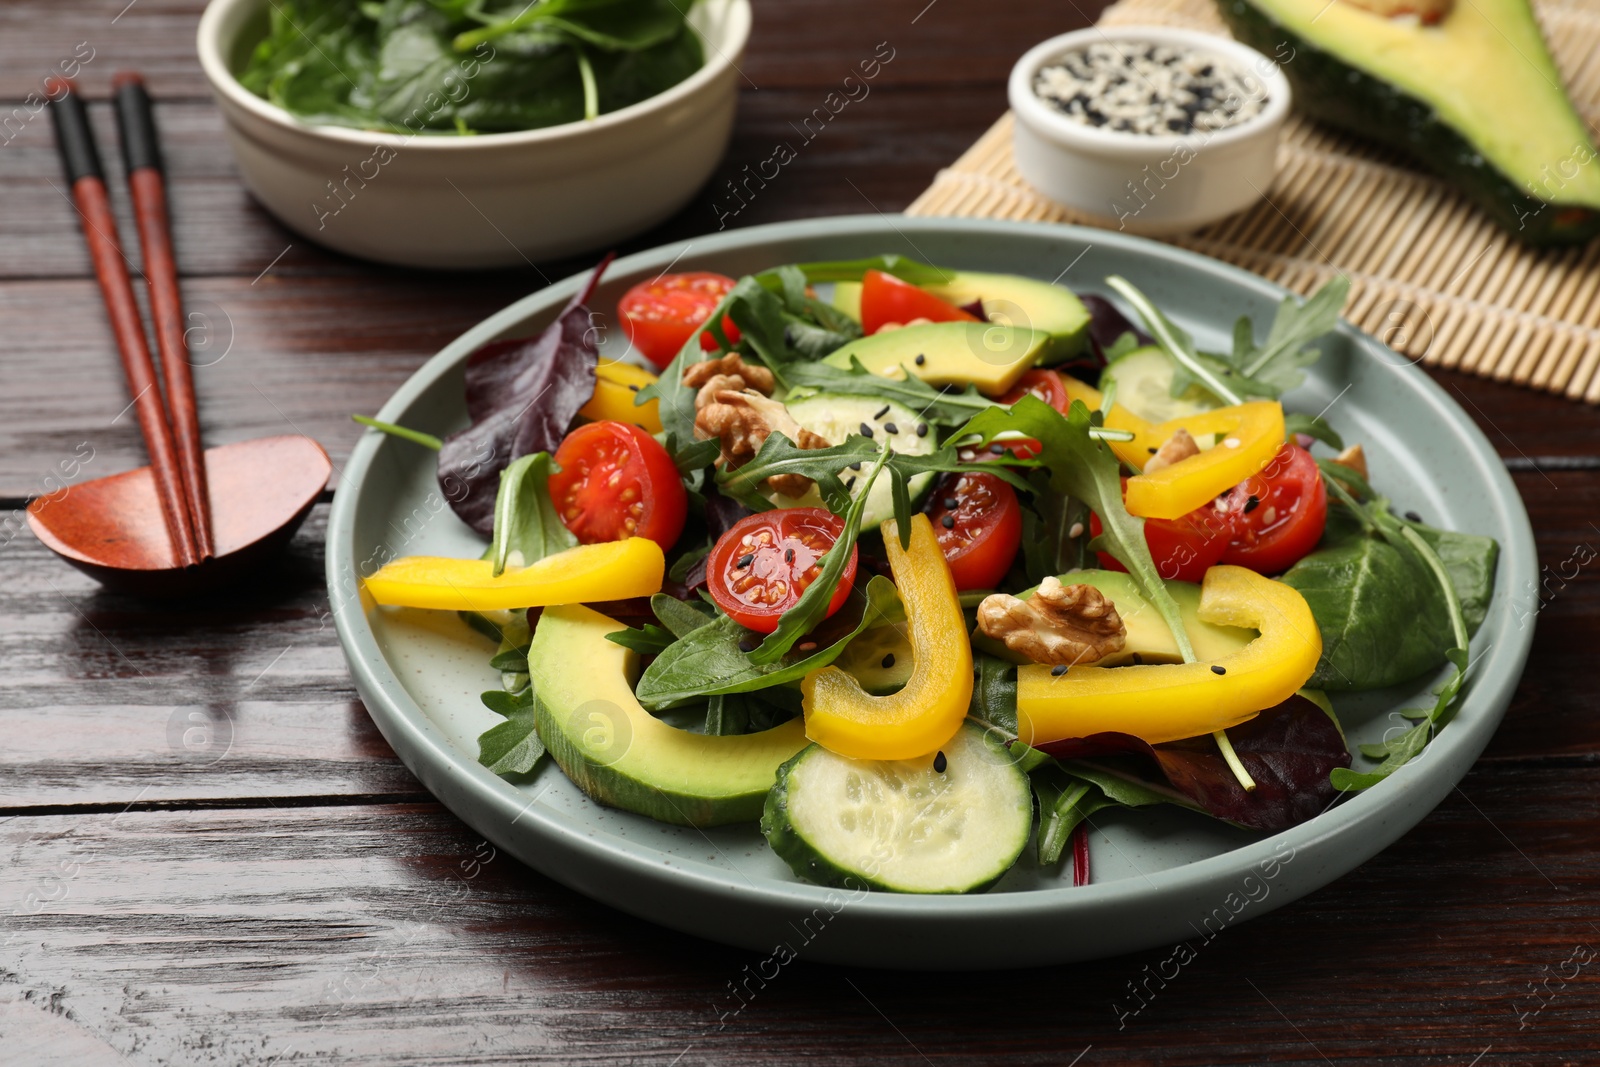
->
xmin=196 ymin=0 xmax=749 ymax=268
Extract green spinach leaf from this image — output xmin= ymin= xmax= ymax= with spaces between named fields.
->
xmin=487 ymin=452 xmax=578 ymax=576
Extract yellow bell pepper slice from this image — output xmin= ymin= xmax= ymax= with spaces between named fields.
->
xmin=1058 ymin=376 xmax=1165 ymax=471
xmin=579 ymin=359 xmax=662 ymax=433
xmin=801 ymin=514 xmax=972 ymax=760
xmin=1123 ymin=401 xmax=1285 ymax=520
xmin=1015 ymin=564 xmax=1321 ymax=747
xmin=365 ymin=538 xmax=664 ymax=611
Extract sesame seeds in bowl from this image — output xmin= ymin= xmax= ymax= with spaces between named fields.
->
xmin=1008 ymin=25 xmax=1291 ymax=234
xmin=1033 ymin=42 xmax=1269 ymax=138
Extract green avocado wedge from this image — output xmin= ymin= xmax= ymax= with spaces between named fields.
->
xmin=922 ymin=271 xmax=1091 ymax=364
xmin=1218 ymin=0 xmax=1600 ymax=245
xmin=821 ymin=321 xmax=1047 ymax=396
xmin=529 ymin=604 xmax=808 ymax=827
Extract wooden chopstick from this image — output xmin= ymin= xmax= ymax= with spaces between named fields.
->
xmin=113 ymin=72 xmax=215 ymax=560
xmin=47 ymin=79 xmax=201 ymax=568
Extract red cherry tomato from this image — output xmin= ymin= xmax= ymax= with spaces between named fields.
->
xmin=548 ymin=421 xmax=687 ymax=551
xmin=859 ymin=269 xmax=980 ymax=335
xmin=1217 ymin=444 xmax=1327 ymax=575
xmin=1090 ymin=491 xmax=1232 ymax=584
xmin=707 ymin=508 xmax=858 ymax=634
xmin=923 ymin=472 xmax=1022 ymax=590
xmin=617 ymin=272 xmax=743 ymax=368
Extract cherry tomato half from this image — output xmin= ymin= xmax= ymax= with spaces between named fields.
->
xmin=617 ymin=272 xmax=743 ymax=368
xmin=923 ymin=472 xmax=1022 ymax=590
xmin=1217 ymin=443 xmax=1327 ymax=575
xmin=1091 ymin=488 xmax=1232 ymax=584
xmin=859 ymin=269 xmax=979 ymax=335
xmin=707 ymin=508 xmax=858 ymax=634
xmin=548 ymin=421 xmax=687 ymax=551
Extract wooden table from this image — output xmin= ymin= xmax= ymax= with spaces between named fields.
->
xmin=3 ymin=2 xmax=1598 ymax=1063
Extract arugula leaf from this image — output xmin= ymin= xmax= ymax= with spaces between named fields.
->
xmin=604 ymin=622 xmax=676 ymax=655
xmin=952 ymin=396 xmax=1197 ymax=662
xmin=748 ymin=450 xmax=891 ymax=665
xmin=1019 ymin=470 xmax=1087 ymax=585
xmin=475 ymin=687 xmax=546 ymax=776
xmin=968 ymin=652 xmax=1019 ymax=733
xmin=1283 ymin=413 xmax=1344 ymax=450
xmin=780 ymin=357 xmax=998 ymax=426
xmin=1033 ymin=764 xmax=1120 ymax=867
xmin=1107 ymin=275 xmax=1349 ymax=404
xmin=783 ymin=255 xmax=953 ymax=287
xmin=713 ymin=432 xmax=879 ymax=512
xmin=649 ymin=593 xmax=713 ymax=638
xmin=634 ymin=575 xmax=901 ymax=708
xmin=487 ymin=452 xmax=578 ymax=576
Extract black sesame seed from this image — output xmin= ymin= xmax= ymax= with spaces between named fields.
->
xmin=916 ymin=423 xmax=929 ymax=437
xmin=1243 ymin=495 xmax=1260 ymax=514
xmin=1405 ymin=510 xmax=1423 ymax=523
xmin=859 ymin=423 xmax=874 ymax=439
xmin=941 ymin=514 xmax=955 ymax=529
xmin=849 ymin=462 xmax=862 ymax=471
xmin=784 ymin=547 xmax=794 ymax=563
xmin=943 ymin=497 xmax=959 ymax=510
xmin=915 ymin=353 xmax=926 ymax=366
xmin=1147 ymin=446 xmax=1159 ymax=454
xmin=884 ymin=422 xmax=899 ymax=435
xmin=1051 ymin=664 xmax=1069 ymax=676
xmin=1211 ymin=664 xmax=1227 ymax=675
xmin=989 ymin=443 xmax=1006 ymax=455
xmin=738 ymin=636 xmax=758 ymax=653
xmin=881 ymin=653 xmax=895 ymax=669
xmin=873 ymin=405 xmax=891 ymax=420
xmin=933 ymin=750 xmax=948 ymax=773
xmin=627 ymin=384 xmax=640 ymax=392
xmin=844 ymin=477 xmax=856 ymax=490
xmin=737 ymin=553 xmax=754 ymax=568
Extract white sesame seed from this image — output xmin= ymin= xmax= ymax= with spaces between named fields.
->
xmin=1033 ymin=43 xmax=1267 ymax=137
xmin=1223 ymin=437 xmax=1241 ymax=448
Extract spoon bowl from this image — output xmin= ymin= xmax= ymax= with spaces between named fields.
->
xmin=26 ymin=434 xmax=331 ymax=597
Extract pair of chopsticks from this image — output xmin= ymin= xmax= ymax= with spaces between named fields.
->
xmin=50 ymin=75 xmax=213 ymax=567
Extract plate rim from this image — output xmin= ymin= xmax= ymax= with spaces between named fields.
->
xmin=326 ymin=214 xmax=1537 ymax=957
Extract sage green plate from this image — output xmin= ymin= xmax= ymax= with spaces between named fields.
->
xmin=327 ymin=216 xmax=1535 ymax=969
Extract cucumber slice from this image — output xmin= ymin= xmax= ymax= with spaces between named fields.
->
xmin=761 ymin=723 xmax=1031 ymax=893
xmin=1099 ymin=345 xmax=1223 ymax=424
xmin=775 ymin=393 xmax=936 ymax=528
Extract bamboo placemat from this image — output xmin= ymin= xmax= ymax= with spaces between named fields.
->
xmin=905 ymin=0 xmax=1600 ymax=403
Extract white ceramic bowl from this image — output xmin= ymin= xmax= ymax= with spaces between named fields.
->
xmin=1008 ymin=25 xmax=1290 ymax=235
xmin=197 ymin=0 xmax=750 ymax=268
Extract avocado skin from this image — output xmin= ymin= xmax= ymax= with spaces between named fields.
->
xmin=1217 ymin=0 xmax=1600 ymax=247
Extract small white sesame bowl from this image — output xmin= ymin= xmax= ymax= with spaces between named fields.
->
xmin=197 ymin=0 xmax=749 ymax=269
xmin=1008 ymin=25 xmax=1290 ymax=235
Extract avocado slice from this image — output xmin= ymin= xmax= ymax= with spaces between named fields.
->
xmin=832 ymin=280 xmax=863 ymax=322
xmin=1219 ymin=0 xmax=1600 ymax=245
xmin=922 ymin=271 xmax=1091 ymax=364
xmin=972 ymin=569 xmax=1256 ymax=665
xmin=821 ymin=321 xmax=1047 ymax=396
xmin=529 ymin=604 xmax=808 ymax=827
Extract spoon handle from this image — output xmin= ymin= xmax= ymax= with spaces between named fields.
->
xmin=48 ymin=80 xmax=200 ymax=569
xmin=113 ymin=72 xmax=214 ymax=560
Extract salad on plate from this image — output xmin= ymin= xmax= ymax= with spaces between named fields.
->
xmin=356 ymin=254 xmax=1498 ymax=895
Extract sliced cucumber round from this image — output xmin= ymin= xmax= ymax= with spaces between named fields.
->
xmin=760 ymin=723 xmax=1031 ymax=894
xmin=1099 ymin=345 xmax=1223 ymax=424
xmin=774 ymin=393 xmax=936 ymax=528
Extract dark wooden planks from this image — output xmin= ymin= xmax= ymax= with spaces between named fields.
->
xmin=0 ymin=505 xmax=423 ymax=808
xmin=0 ymin=767 xmax=1595 ymax=1064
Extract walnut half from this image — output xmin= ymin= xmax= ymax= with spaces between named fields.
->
xmin=682 ymin=353 xmax=776 ymax=411
xmin=694 ymin=389 xmax=830 ymax=497
xmin=976 ymin=578 xmax=1127 ymax=667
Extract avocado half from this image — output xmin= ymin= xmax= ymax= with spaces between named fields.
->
xmin=1218 ymin=0 xmax=1600 ymax=246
